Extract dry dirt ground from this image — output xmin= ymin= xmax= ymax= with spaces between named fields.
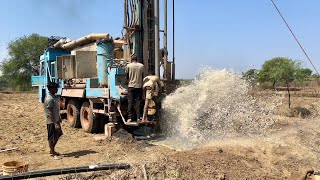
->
xmin=0 ymin=90 xmax=320 ymax=179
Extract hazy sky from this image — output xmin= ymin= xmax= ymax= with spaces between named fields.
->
xmin=0 ymin=0 xmax=319 ymax=78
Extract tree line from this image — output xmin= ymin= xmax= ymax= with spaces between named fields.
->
xmin=0 ymin=34 xmax=48 ymax=91
xmin=0 ymin=34 xmax=318 ymax=97
xmin=243 ymin=57 xmax=319 ymax=108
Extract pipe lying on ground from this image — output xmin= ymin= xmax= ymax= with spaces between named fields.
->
xmin=0 ymin=148 xmax=17 ymax=153
xmin=0 ymin=163 xmax=130 ymax=180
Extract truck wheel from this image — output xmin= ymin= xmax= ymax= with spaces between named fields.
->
xmin=67 ymin=99 xmax=81 ymax=128
xmin=80 ymin=102 xmax=98 ymax=133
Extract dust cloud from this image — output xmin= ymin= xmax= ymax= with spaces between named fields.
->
xmin=160 ymin=68 xmax=281 ymax=148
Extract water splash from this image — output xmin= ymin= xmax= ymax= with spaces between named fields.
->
xmin=160 ymin=68 xmax=280 ymax=148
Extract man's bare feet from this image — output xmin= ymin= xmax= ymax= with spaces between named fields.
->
xmin=53 ymin=155 xmax=62 ymax=160
xmin=50 ymin=151 xmax=60 ymax=156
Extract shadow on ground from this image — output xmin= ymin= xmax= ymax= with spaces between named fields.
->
xmin=63 ymin=150 xmax=97 ymax=158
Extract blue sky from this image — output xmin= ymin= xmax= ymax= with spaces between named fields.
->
xmin=0 ymin=0 xmax=319 ymax=78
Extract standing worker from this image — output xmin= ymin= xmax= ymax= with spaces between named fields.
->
xmin=44 ymin=82 xmax=63 ymax=159
xmin=142 ymin=70 xmax=163 ymax=123
xmin=126 ymin=54 xmax=144 ymax=122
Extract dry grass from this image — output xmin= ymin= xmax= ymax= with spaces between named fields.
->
xmin=0 ymin=91 xmax=320 ymax=179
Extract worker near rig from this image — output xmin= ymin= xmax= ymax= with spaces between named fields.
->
xmin=141 ymin=70 xmax=163 ymax=123
xmin=44 ymin=82 xmax=63 ymax=159
xmin=126 ymin=54 xmax=144 ymax=122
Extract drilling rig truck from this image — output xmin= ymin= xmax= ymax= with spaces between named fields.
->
xmin=31 ymin=0 xmax=175 ymax=136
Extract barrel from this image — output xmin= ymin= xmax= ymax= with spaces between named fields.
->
xmin=96 ymin=38 xmax=114 ymax=87
xmin=2 ymin=161 xmax=28 ymax=175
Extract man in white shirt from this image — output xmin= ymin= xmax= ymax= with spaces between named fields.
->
xmin=126 ymin=54 xmax=144 ymax=122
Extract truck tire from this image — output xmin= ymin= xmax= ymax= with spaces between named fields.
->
xmin=67 ymin=99 xmax=81 ymax=128
xmin=80 ymin=101 xmax=98 ymax=133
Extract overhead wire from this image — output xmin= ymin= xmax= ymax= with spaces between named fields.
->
xmin=270 ymin=0 xmax=319 ymax=75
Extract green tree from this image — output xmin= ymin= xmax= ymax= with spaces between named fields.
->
xmin=296 ymin=68 xmax=312 ymax=79
xmin=0 ymin=76 xmax=7 ymax=90
xmin=259 ymin=58 xmax=283 ymax=89
xmin=0 ymin=34 xmax=47 ymax=90
xmin=243 ymin=69 xmax=259 ymax=82
xmin=312 ymin=74 xmax=320 ymax=79
xmin=258 ymin=57 xmax=304 ymax=108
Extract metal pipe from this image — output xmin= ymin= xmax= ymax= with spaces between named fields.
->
xmin=124 ymin=0 xmax=130 ymax=62
xmin=163 ymin=0 xmax=168 ymax=80
xmin=172 ymin=0 xmax=175 ymax=80
xmin=154 ymin=0 xmax=160 ymax=77
xmin=142 ymin=0 xmax=149 ymax=76
xmin=164 ymin=0 xmax=167 ymax=52
xmin=172 ymin=0 xmax=175 ymax=64
xmin=54 ymin=38 xmax=72 ymax=48
xmin=135 ymin=0 xmax=142 ymax=62
xmin=62 ymin=34 xmax=111 ymax=50
xmin=0 ymin=163 xmax=130 ymax=180
xmin=124 ymin=0 xmax=127 ymax=28
xmin=53 ymin=39 xmax=65 ymax=48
